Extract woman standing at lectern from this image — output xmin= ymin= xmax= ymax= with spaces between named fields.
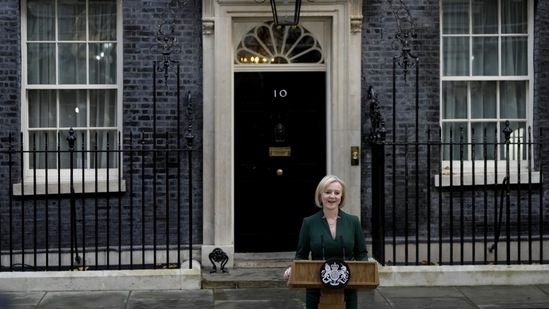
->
xmin=284 ymin=175 xmax=369 ymax=309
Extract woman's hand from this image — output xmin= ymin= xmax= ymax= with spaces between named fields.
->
xmin=283 ymin=267 xmax=292 ymax=280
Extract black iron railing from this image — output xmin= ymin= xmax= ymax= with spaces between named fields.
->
xmin=0 ymin=129 xmax=195 ymax=272
xmin=368 ymin=90 xmax=547 ymax=266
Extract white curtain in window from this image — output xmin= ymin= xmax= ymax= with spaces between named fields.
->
xmin=27 ymin=0 xmax=55 ymax=85
xmin=28 ymin=90 xmax=57 ymax=169
xmin=91 ymin=89 xmax=117 ymax=169
xmin=89 ymin=0 xmax=118 ymax=169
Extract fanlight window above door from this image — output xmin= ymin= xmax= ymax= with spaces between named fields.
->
xmin=235 ymin=22 xmax=324 ymax=64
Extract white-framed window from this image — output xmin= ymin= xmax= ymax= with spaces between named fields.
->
xmin=439 ymin=0 xmax=534 ymax=183
xmin=20 ymin=0 xmax=123 ymax=194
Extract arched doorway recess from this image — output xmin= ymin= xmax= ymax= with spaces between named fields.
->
xmin=201 ymin=0 xmax=364 ymax=266
xmin=234 ymin=22 xmax=326 ymax=252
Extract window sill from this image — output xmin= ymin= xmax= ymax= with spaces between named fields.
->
xmin=434 ymin=171 xmax=541 ymax=187
xmin=12 ymin=179 xmax=126 ymax=196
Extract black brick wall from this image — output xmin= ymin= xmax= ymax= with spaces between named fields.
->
xmin=360 ymin=0 xmax=549 ymax=238
xmin=120 ymin=0 xmax=203 ymax=245
xmin=0 ymin=0 xmax=547 ymax=254
xmin=0 ymin=0 xmax=21 ymax=141
xmin=0 ymin=0 xmax=204 ymax=253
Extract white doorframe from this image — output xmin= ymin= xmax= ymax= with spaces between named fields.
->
xmin=201 ymin=0 xmax=363 ymax=267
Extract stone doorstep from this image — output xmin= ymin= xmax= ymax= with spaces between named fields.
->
xmin=204 ymin=255 xmax=549 ymax=289
xmin=201 ymin=253 xmax=293 ymax=289
xmin=201 ymin=267 xmax=289 ymax=289
xmin=232 ymin=252 xmax=294 ymax=268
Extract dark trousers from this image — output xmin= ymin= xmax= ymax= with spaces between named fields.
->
xmin=305 ymin=288 xmax=358 ymax=309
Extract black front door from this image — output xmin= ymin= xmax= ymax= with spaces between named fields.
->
xmin=234 ymin=72 xmax=326 ymax=252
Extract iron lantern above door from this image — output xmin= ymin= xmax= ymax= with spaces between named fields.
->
xmin=270 ymin=0 xmax=302 ymax=27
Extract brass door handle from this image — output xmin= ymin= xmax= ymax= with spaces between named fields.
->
xmin=276 ymin=169 xmax=283 ymax=176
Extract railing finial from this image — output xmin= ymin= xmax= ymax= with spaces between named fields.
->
xmin=503 ymin=120 xmax=513 ymax=142
xmin=66 ymin=127 xmax=76 ymax=151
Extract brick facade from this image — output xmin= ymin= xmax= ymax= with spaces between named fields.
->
xmin=0 ymin=0 xmax=547 ymax=257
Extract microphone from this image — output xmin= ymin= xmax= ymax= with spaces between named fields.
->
xmin=321 ymin=235 xmax=325 ymax=260
xmin=339 ymin=236 xmax=346 ymax=260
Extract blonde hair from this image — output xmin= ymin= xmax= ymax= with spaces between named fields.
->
xmin=314 ymin=175 xmax=347 ymax=208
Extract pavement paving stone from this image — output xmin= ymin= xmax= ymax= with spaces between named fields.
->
xmin=1 ymin=281 xmax=548 ymax=308
xmin=391 ymin=297 xmax=476 ymax=309
xmin=367 ymin=287 xmax=476 ymax=309
xmin=33 ymin=291 xmax=128 ymax=309
xmin=376 ymin=286 xmax=465 ymax=299
xmin=0 ymin=292 xmax=44 ymax=309
xmin=356 ymin=289 xmax=392 ymax=308
xmin=458 ymin=285 xmax=549 ymax=308
xmin=2 ymin=256 xmax=549 ymax=308
xmin=213 ymin=288 xmax=304 ymax=309
xmin=127 ymin=290 xmax=213 ymax=309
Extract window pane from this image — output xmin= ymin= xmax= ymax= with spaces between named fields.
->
xmin=90 ymin=130 xmax=118 ymax=168
xmin=471 ymin=122 xmax=497 ymax=160
xmin=90 ymin=90 xmax=117 ymax=127
xmin=443 ymin=37 xmax=469 ymax=76
xmin=472 ymin=0 xmax=497 ymax=34
xmin=442 ymin=0 xmax=469 ymax=34
xmin=29 ymin=130 xmax=58 ymax=169
xmin=89 ymin=0 xmax=117 ymax=41
xmin=28 ymin=90 xmax=57 ymax=128
xmin=500 ymin=81 xmax=527 ymax=119
xmin=442 ymin=81 xmax=467 ymax=119
xmin=442 ymin=122 xmax=469 ymax=160
xmin=90 ymin=43 xmax=117 ymax=84
xmin=27 ymin=43 xmax=56 ymax=84
xmin=472 ymin=37 xmax=498 ymax=76
xmin=27 ymin=0 xmax=55 ymax=41
xmin=59 ymin=90 xmax=87 ymax=128
xmin=471 ymin=81 xmax=496 ymax=119
xmin=471 ymin=122 xmax=496 ymax=160
xmin=58 ymin=43 xmax=87 ymax=84
xmin=502 ymin=0 xmax=527 ymax=34
xmin=502 ymin=37 xmax=527 ymax=75
xmin=58 ymin=0 xmax=87 ymax=41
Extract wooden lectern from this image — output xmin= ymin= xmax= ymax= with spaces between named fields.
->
xmin=288 ymin=260 xmax=380 ymax=309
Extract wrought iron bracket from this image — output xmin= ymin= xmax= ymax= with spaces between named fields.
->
xmin=367 ymin=87 xmax=387 ymax=145
xmin=208 ymin=248 xmax=229 ymax=273
xmin=185 ymin=91 xmax=195 ymax=149
xmin=151 ymin=0 xmax=191 ymax=85
xmin=385 ymin=0 xmax=419 ymax=81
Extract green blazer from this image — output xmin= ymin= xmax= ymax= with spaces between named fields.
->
xmin=294 ymin=210 xmax=368 ymax=261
